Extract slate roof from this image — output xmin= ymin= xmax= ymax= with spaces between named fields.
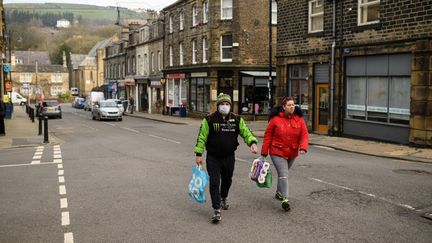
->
xmin=70 ymin=54 xmax=87 ymax=69
xmin=13 ymin=64 xmax=68 ymax=73
xmin=14 ymin=51 xmax=51 ymax=65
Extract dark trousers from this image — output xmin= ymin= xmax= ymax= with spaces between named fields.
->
xmin=206 ymin=153 xmax=235 ymax=210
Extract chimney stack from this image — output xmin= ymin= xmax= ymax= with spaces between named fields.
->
xmin=62 ymin=51 xmax=67 ymax=68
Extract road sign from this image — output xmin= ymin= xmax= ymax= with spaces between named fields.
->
xmin=5 ymin=80 xmax=12 ymax=92
xmin=3 ymin=64 xmax=12 ymax=73
xmin=35 ymin=88 xmax=41 ymax=94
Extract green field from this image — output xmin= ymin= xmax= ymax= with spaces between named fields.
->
xmin=5 ymin=3 xmax=145 ymax=21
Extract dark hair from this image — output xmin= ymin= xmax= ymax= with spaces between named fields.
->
xmin=268 ymin=96 xmax=303 ymax=121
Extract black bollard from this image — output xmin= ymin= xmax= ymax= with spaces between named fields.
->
xmin=30 ymin=108 xmax=35 ymax=123
xmin=38 ymin=116 xmax=42 ymax=135
xmin=43 ymin=116 xmax=49 ymax=143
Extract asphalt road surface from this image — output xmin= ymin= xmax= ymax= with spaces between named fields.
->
xmin=1 ymin=105 xmax=431 ymax=242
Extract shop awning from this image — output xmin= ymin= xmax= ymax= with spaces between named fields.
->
xmin=240 ymin=71 xmax=276 ymax=77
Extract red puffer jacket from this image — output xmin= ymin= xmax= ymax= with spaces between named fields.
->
xmin=261 ymin=112 xmax=308 ymax=159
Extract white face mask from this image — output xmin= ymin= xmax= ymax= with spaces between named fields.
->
xmin=218 ymin=104 xmax=231 ymax=115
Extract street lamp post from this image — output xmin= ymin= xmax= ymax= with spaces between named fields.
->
xmin=268 ymin=0 xmax=274 ymax=109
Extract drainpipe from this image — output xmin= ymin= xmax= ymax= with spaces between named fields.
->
xmin=329 ymin=0 xmax=336 ymax=136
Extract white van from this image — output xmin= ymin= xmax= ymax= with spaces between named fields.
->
xmin=84 ymin=91 xmax=105 ymax=111
xmin=11 ymin=92 xmax=27 ymax=105
xmin=70 ymin=87 xmax=79 ymax=96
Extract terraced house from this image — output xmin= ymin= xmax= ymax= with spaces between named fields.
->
xmin=162 ymin=0 xmax=277 ymax=117
xmin=276 ymin=0 xmax=432 ymax=146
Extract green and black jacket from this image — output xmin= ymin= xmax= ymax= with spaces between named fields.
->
xmin=194 ymin=112 xmax=258 ymax=157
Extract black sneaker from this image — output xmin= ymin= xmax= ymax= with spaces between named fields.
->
xmin=221 ymin=198 xmax=230 ymax=210
xmin=211 ymin=209 xmax=221 ymax=223
xmin=282 ymin=198 xmax=291 ymax=211
xmin=275 ymin=191 xmax=283 ymax=201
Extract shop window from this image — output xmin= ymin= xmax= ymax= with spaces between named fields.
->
xmin=358 ymin=0 xmax=380 ymax=25
xmin=240 ymin=76 xmax=270 ymax=115
xmin=190 ymin=78 xmax=211 ymax=112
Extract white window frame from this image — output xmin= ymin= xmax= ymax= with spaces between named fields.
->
xmin=51 ymin=86 xmax=62 ymax=96
xmin=20 ymin=73 xmax=32 ymax=83
xmin=169 ymin=45 xmax=173 ymax=66
xmin=158 ymin=51 xmax=162 ymax=71
xmin=169 ymin=15 xmax=173 ymax=33
xmin=192 ymin=5 xmax=198 ymax=26
xmin=203 ymin=0 xmax=208 ymax=23
xmin=221 ymin=0 xmax=233 ymax=20
xmin=51 ymin=73 xmax=62 ymax=83
xmin=271 ymin=0 xmax=277 ymax=24
xmin=308 ymin=0 xmax=324 ymax=33
xmin=151 ymin=52 xmax=155 ymax=72
xmin=192 ymin=39 xmax=197 ymax=64
xmin=180 ymin=12 xmax=184 ymax=30
xmin=220 ymin=35 xmax=232 ymax=62
xmin=179 ymin=43 xmax=184 ymax=66
xmin=358 ymin=0 xmax=380 ymax=25
xmin=202 ymin=37 xmax=208 ymax=63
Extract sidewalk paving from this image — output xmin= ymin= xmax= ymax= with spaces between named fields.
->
xmin=125 ymin=111 xmax=432 ymax=164
xmin=0 ymin=106 xmax=60 ymax=149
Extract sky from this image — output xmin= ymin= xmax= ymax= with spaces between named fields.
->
xmin=4 ymin=0 xmax=179 ymax=11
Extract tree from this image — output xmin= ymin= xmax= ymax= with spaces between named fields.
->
xmin=50 ymin=42 xmax=72 ymax=65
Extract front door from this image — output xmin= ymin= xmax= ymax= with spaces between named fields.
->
xmin=315 ymin=83 xmax=329 ymax=133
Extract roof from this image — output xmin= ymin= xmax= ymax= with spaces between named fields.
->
xmin=13 ymin=64 xmax=68 ymax=73
xmin=70 ymin=54 xmax=87 ymax=69
xmin=87 ymin=38 xmax=112 ymax=57
xmin=79 ymin=56 xmax=96 ymax=67
xmin=14 ymin=51 xmax=51 ymax=65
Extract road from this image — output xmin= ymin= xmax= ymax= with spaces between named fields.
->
xmin=1 ymin=105 xmax=431 ymax=242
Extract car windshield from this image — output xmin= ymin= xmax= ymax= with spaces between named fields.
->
xmin=43 ymin=101 xmax=58 ymax=107
xmin=99 ymin=102 xmax=117 ymax=107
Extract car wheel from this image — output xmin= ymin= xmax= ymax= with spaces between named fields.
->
xmin=118 ymin=118 xmax=122 ymax=121
xmin=92 ymin=115 xmax=95 ymax=120
xmin=59 ymin=115 xmax=62 ymax=119
xmin=20 ymin=102 xmax=25 ymax=106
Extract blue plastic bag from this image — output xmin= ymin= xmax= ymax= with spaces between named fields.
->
xmin=188 ymin=165 xmax=209 ymax=203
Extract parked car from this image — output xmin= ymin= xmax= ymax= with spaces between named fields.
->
xmin=72 ymin=97 xmax=85 ymax=109
xmin=91 ymin=100 xmax=122 ymax=121
xmin=83 ymin=99 xmax=91 ymax=111
xmin=40 ymin=100 xmax=62 ymax=119
xmin=106 ymin=99 xmax=125 ymax=114
xmin=70 ymin=87 xmax=79 ymax=96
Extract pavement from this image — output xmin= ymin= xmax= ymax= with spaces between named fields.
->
xmin=1 ymin=106 xmax=431 ymax=163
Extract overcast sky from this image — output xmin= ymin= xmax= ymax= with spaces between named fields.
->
xmin=4 ymin=0 xmax=179 ymax=11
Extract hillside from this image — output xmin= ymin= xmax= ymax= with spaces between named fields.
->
xmin=5 ymin=3 xmax=146 ymax=23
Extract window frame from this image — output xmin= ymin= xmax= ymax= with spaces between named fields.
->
xmin=220 ymin=35 xmax=233 ymax=62
xmin=308 ymin=0 xmax=324 ymax=33
xmin=221 ymin=0 xmax=233 ymax=20
xmin=203 ymin=0 xmax=208 ymax=23
xmin=192 ymin=39 xmax=198 ymax=64
xmin=192 ymin=4 xmax=198 ymax=26
xmin=179 ymin=11 xmax=184 ymax=30
xmin=169 ymin=45 xmax=173 ymax=66
xmin=202 ymin=37 xmax=208 ymax=63
xmin=179 ymin=42 xmax=184 ymax=66
xmin=169 ymin=14 xmax=173 ymax=33
xmin=358 ymin=0 xmax=380 ymax=26
xmin=271 ymin=0 xmax=277 ymax=24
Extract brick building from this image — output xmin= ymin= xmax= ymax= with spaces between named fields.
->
xmin=276 ymin=0 xmax=432 ymax=146
xmin=162 ymin=0 xmax=277 ymax=117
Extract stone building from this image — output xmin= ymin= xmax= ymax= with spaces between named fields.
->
xmin=162 ymin=0 xmax=277 ymax=117
xmin=10 ymin=51 xmax=69 ymax=100
xmin=276 ymin=0 xmax=432 ymax=146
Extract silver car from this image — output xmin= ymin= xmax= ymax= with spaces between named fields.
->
xmin=91 ymin=101 xmax=122 ymax=121
xmin=106 ymin=99 xmax=125 ymax=114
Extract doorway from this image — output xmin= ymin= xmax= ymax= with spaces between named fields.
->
xmin=315 ymin=83 xmax=329 ymax=133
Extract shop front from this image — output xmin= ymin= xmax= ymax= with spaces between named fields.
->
xmin=165 ymin=73 xmax=188 ymax=115
xmin=135 ymin=78 xmax=149 ymax=112
xmin=149 ymin=79 xmax=163 ymax=114
xmin=189 ymin=72 xmax=211 ymax=113
xmin=239 ymin=71 xmax=275 ymax=116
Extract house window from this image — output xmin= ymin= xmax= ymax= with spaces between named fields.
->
xmin=271 ymin=0 xmax=277 ymax=24
xmin=180 ymin=12 xmax=184 ymax=30
xmin=51 ymin=73 xmax=62 ymax=83
xmin=221 ymin=0 xmax=232 ymax=20
xmin=308 ymin=0 xmax=324 ymax=33
xmin=220 ymin=35 xmax=232 ymax=62
xmin=192 ymin=39 xmax=197 ymax=64
xmin=179 ymin=43 xmax=184 ymax=66
xmin=358 ymin=0 xmax=380 ymax=25
xmin=20 ymin=73 xmax=32 ymax=83
xmin=144 ymin=54 xmax=148 ymax=75
xmin=158 ymin=51 xmax=162 ymax=70
xmin=151 ymin=52 xmax=154 ymax=72
xmin=203 ymin=37 xmax=208 ymax=63
xmin=51 ymin=86 xmax=62 ymax=96
xmin=169 ymin=45 xmax=173 ymax=66
xmin=203 ymin=0 xmax=208 ymax=23
xmin=169 ymin=15 xmax=173 ymax=33
xmin=192 ymin=5 xmax=198 ymax=26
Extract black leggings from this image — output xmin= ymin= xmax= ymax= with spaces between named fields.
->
xmin=206 ymin=154 xmax=235 ymax=210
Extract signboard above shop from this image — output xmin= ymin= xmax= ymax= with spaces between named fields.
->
xmin=166 ymin=73 xmax=186 ymax=79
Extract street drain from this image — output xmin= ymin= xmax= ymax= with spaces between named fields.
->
xmin=393 ymin=169 xmax=432 ymax=175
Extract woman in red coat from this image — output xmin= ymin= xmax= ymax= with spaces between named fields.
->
xmin=260 ymin=96 xmax=308 ymax=211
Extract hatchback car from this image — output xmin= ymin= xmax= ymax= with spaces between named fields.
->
xmin=91 ymin=100 xmax=122 ymax=121
xmin=40 ymin=100 xmax=62 ymax=119
xmin=106 ymin=99 xmax=125 ymax=114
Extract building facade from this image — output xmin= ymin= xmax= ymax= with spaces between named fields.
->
xmin=276 ymin=0 xmax=432 ymax=146
xmin=162 ymin=0 xmax=277 ymax=117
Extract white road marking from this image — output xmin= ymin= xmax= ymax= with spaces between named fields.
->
xmin=0 ymin=162 xmax=57 ymax=168
xmin=54 ymin=150 xmax=62 ymax=154
xmin=61 ymin=211 xmax=70 ymax=226
xmin=30 ymin=160 xmax=41 ymax=164
xmin=37 ymin=146 xmax=44 ymax=150
xmin=102 ymin=122 xmax=116 ymax=127
xmin=58 ymin=170 xmax=64 ymax=176
xmin=60 ymin=198 xmax=68 ymax=209
xmin=54 ymin=154 xmax=62 ymax=159
xmin=64 ymin=232 xmax=74 ymax=243
xmin=81 ymin=124 xmax=98 ymax=131
xmin=148 ymin=134 xmax=181 ymax=144
xmin=309 ymin=177 xmax=417 ymax=211
xmin=313 ymin=145 xmax=335 ymax=150
xmin=53 ymin=159 xmax=62 ymax=163
xmin=32 ymin=155 xmax=42 ymax=160
xmin=54 ymin=145 xmax=60 ymax=148
xmin=59 ymin=185 xmax=66 ymax=195
xmin=59 ymin=176 xmax=65 ymax=183
xmin=58 ymin=164 xmax=63 ymax=169
xmin=121 ymin=127 xmax=140 ymax=133
xmin=34 ymin=152 xmax=43 ymax=155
